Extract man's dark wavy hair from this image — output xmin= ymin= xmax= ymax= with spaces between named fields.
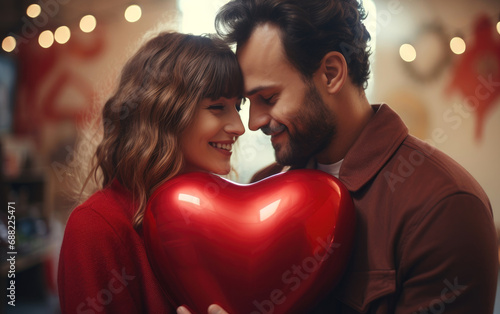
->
xmin=215 ymin=0 xmax=372 ymax=89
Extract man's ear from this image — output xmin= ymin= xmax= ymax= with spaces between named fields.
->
xmin=317 ymin=51 xmax=347 ymax=94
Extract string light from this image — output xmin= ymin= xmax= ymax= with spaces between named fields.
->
xmin=55 ymin=26 xmax=71 ymax=44
xmin=125 ymin=5 xmax=142 ymax=23
xmin=400 ymin=44 xmax=417 ymax=62
xmin=13 ymin=3 xmax=500 ymax=55
xmin=80 ymin=15 xmax=97 ymax=33
xmin=26 ymin=4 xmax=41 ymax=18
xmin=39 ymin=30 xmax=54 ymax=48
xmin=450 ymin=37 xmax=466 ymax=54
xmin=2 ymin=36 xmax=16 ymax=52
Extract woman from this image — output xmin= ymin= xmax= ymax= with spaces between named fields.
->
xmin=57 ymin=32 xmax=244 ymax=313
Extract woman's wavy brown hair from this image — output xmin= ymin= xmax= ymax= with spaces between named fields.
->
xmin=85 ymin=32 xmax=243 ymax=228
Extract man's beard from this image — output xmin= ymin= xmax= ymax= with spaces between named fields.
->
xmin=274 ymin=82 xmax=336 ymax=168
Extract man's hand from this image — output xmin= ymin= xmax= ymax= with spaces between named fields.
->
xmin=177 ymin=304 xmax=229 ymax=314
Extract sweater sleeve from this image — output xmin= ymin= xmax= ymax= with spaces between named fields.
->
xmin=58 ymin=205 xmax=142 ymax=314
xmin=396 ymin=193 xmax=498 ymax=313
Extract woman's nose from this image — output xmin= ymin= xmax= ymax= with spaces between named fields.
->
xmin=225 ymin=110 xmax=245 ymax=136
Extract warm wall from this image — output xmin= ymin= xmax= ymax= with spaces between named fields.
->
xmin=371 ymin=0 xmax=500 ymax=224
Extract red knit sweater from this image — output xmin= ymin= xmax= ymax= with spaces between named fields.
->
xmin=57 ymin=180 xmax=174 ymax=314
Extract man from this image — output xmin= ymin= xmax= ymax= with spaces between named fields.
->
xmin=178 ymin=0 xmax=497 ymax=313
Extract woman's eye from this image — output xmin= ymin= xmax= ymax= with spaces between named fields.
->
xmin=208 ymin=105 xmax=225 ymax=111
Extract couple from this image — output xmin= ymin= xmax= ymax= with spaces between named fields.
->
xmin=58 ymin=0 xmax=498 ymax=313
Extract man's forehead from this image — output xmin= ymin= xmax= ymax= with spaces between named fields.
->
xmin=237 ymin=24 xmax=287 ymax=94
xmin=237 ymin=23 xmax=284 ymax=60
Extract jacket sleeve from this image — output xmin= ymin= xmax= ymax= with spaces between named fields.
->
xmin=250 ymin=162 xmax=285 ymax=183
xmin=396 ymin=193 xmax=498 ymax=313
xmin=57 ymin=206 xmax=142 ymax=314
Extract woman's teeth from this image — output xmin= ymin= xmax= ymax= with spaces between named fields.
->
xmin=210 ymin=142 xmax=232 ymax=151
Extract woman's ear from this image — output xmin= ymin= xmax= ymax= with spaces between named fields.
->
xmin=317 ymin=51 xmax=347 ymax=94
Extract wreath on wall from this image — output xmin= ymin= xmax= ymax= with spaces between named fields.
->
xmin=402 ymin=22 xmax=453 ymax=83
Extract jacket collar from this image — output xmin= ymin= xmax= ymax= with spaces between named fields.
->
xmin=338 ymin=104 xmax=409 ymax=192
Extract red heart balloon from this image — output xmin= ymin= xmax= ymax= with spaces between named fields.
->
xmin=144 ymin=169 xmax=355 ymax=314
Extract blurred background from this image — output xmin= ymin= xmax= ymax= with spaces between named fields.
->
xmin=0 ymin=0 xmax=499 ymax=313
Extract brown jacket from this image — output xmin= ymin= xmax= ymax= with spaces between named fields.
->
xmin=252 ymin=104 xmax=498 ymax=313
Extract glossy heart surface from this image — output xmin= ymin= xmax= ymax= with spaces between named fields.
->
xmin=144 ymin=169 xmax=356 ymax=314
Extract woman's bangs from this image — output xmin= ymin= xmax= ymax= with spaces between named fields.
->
xmin=203 ymin=53 xmax=244 ymax=100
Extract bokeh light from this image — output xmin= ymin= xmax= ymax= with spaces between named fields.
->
xmin=450 ymin=37 xmax=466 ymax=55
xmin=80 ymin=15 xmax=97 ymax=33
xmin=125 ymin=5 xmax=142 ymax=23
xmin=39 ymin=30 xmax=54 ymax=48
xmin=400 ymin=44 xmax=417 ymax=62
xmin=27 ymin=4 xmax=41 ymax=18
xmin=55 ymin=26 xmax=71 ymax=44
xmin=2 ymin=36 xmax=16 ymax=52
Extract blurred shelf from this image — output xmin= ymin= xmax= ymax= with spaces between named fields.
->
xmin=0 ymin=239 xmax=56 ymax=275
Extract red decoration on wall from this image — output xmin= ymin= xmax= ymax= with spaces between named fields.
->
xmin=13 ymin=27 xmax=105 ymax=144
xmin=446 ymin=14 xmax=500 ymax=141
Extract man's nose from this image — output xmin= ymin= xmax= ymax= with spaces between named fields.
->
xmin=248 ymin=103 xmax=271 ymax=131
